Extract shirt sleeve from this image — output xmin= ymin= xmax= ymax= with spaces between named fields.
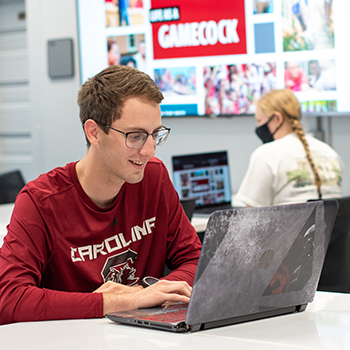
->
xmin=0 ymin=192 xmax=103 ymax=325
xmin=235 ymin=151 xmax=275 ymax=207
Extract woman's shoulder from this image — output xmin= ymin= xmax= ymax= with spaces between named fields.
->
xmin=305 ymin=134 xmax=339 ymax=153
xmin=250 ymin=134 xmax=302 ymax=164
xmin=253 ymin=134 xmax=293 ymax=154
xmin=305 ymin=134 xmax=343 ymax=162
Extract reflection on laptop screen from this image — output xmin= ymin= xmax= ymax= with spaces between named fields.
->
xmin=172 ymin=151 xmax=232 ymax=208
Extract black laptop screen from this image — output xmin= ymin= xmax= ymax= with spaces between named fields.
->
xmin=172 ymin=151 xmax=232 ymax=208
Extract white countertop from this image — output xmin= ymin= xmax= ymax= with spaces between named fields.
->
xmin=0 ymin=203 xmax=14 ymax=247
xmin=0 ymin=291 xmax=349 ymax=349
xmin=191 ymin=216 xmax=208 ymax=232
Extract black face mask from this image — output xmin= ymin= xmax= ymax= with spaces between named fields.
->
xmin=255 ymin=114 xmax=283 ymax=144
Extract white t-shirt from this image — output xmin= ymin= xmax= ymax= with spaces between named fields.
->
xmin=235 ymin=133 xmax=344 ymax=207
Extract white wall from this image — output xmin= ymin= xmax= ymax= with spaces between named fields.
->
xmin=0 ymin=0 xmax=31 ymax=178
xmin=26 ymin=0 xmax=86 ymax=181
xmin=18 ymin=0 xmax=350 ymax=198
xmin=330 ymin=116 xmax=350 ymax=196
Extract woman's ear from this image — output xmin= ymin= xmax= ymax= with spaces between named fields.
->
xmin=84 ymin=119 xmax=100 ymax=146
xmin=274 ymin=112 xmax=284 ymax=124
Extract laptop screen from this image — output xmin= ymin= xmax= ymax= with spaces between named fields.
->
xmin=171 ymin=151 xmax=232 ymax=208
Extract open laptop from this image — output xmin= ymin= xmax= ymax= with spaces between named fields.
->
xmin=171 ymin=151 xmax=234 ymax=216
xmin=106 ymin=200 xmax=338 ymax=333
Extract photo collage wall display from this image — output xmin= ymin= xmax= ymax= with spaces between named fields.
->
xmin=77 ymin=0 xmax=350 ymax=117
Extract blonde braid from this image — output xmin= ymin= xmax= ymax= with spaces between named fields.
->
xmin=258 ymin=88 xmax=323 ymax=199
xmin=291 ymin=119 xmax=322 ymax=199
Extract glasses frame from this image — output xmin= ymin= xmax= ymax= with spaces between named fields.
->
xmin=101 ymin=124 xmax=171 ymax=149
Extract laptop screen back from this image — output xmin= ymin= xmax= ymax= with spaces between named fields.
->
xmin=186 ymin=200 xmax=338 ymax=326
xmin=172 ymin=151 xmax=232 ymax=208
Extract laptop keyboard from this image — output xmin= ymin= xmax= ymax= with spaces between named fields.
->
xmin=139 ymin=309 xmax=187 ymax=323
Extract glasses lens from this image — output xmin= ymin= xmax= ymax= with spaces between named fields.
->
xmin=126 ymin=132 xmax=147 ymax=149
xmin=156 ymin=129 xmax=169 ymax=146
xmin=125 ymin=128 xmax=170 ymax=149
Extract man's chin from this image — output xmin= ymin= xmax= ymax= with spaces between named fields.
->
xmin=127 ymin=173 xmax=144 ymax=184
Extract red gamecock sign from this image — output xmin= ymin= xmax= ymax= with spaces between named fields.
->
xmin=150 ymin=0 xmax=247 ymax=59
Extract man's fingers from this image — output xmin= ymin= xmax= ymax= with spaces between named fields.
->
xmin=149 ymin=280 xmax=192 ymax=297
xmin=99 ymin=279 xmax=194 ymax=312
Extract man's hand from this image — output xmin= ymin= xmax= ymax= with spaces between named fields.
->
xmin=97 ymin=280 xmax=192 ymax=315
xmin=135 ymin=279 xmax=192 ymax=308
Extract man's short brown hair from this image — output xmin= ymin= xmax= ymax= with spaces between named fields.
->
xmin=77 ymin=65 xmax=164 ymax=145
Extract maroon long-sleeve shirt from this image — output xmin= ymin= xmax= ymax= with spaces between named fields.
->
xmin=0 ymin=159 xmax=201 ymax=325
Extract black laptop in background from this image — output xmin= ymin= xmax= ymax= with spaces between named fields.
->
xmin=172 ymin=151 xmax=235 ymax=216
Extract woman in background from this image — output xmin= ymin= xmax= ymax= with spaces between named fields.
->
xmin=235 ymin=88 xmax=344 ymax=207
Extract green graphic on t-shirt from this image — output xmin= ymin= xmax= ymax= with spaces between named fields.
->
xmin=333 ymin=169 xmax=342 ymax=186
xmin=286 ymin=169 xmax=312 ymax=188
xmin=276 ymin=156 xmax=342 ymax=197
xmin=275 ymin=169 xmax=311 ymax=196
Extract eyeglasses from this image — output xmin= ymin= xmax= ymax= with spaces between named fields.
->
xmin=102 ymin=124 xmax=171 ymax=149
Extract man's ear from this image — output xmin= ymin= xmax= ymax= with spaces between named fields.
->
xmin=84 ymin=119 xmax=100 ymax=146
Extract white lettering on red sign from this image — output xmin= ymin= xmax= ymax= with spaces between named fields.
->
xmin=158 ymin=19 xmax=239 ymax=49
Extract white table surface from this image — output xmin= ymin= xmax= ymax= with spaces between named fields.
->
xmin=0 ymin=291 xmax=349 ymax=350
xmin=191 ymin=215 xmax=208 ymax=232
xmin=0 ymin=203 xmax=14 ymax=247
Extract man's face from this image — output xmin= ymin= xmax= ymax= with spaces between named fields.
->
xmin=97 ymin=97 xmax=162 ymax=187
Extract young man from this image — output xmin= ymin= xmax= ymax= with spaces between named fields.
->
xmin=0 ymin=65 xmax=202 ymax=325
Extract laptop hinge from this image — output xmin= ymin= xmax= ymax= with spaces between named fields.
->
xmin=190 ymin=305 xmax=307 ymax=332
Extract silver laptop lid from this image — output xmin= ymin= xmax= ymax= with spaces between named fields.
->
xmin=186 ymin=201 xmax=337 ymax=325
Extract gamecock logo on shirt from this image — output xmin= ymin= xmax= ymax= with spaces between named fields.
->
xmin=101 ymin=249 xmax=139 ymax=285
